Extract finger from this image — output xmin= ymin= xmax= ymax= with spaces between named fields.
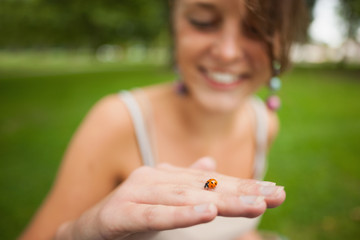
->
xmin=154 ymin=168 xmax=283 ymax=204
xmin=123 ymin=202 xmax=217 ymax=232
xmin=189 ymin=156 xmax=217 ymax=171
xmin=134 ymin=184 xmax=267 ymax=218
xmin=156 ymin=163 xmax=275 ymax=195
xmin=213 ymin=178 xmax=285 ymax=208
xmin=258 ymin=185 xmax=286 ymax=208
xmin=134 ymin=165 xmax=285 ymax=209
xmin=220 ymin=180 xmax=286 ymax=209
xmin=169 ymin=170 xmax=285 ymax=208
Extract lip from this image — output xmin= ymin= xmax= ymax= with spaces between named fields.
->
xmin=199 ymin=66 xmax=250 ymax=90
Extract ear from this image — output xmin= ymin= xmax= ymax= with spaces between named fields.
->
xmin=190 ymin=157 xmax=217 ymax=171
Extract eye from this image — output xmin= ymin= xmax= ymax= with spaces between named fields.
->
xmin=189 ymin=18 xmax=220 ymax=31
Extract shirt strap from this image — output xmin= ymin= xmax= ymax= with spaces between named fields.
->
xmin=119 ymin=90 xmax=155 ymax=167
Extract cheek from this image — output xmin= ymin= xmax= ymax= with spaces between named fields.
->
xmin=175 ymin=23 xmax=212 ymax=66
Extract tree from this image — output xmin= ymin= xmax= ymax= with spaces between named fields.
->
xmin=339 ymin=0 xmax=360 ymax=43
xmin=0 ymin=0 xmax=321 ymax=49
xmin=0 ymin=0 xmax=169 ymax=48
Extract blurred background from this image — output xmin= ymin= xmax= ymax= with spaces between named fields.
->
xmin=0 ymin=0 xmax=359 ymax=239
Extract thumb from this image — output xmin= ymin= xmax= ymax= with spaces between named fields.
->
xmin=190 ymin=157 xmax=217 ymax=171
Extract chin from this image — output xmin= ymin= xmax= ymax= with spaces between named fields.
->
xmin=192 ymin=90 xmax=246 ymax=114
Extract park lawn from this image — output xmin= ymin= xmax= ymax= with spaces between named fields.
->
xmin=0 ymin=58 xmax=359 ymax=240
xmin=261 ymin=66 xmax=360 ymax=240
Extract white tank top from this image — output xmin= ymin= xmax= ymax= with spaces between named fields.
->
xmin=119 ymin=90 xmax=269 ymax=240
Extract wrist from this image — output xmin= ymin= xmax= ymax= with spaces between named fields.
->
xmin=53 ymin=212 xmax=104 ymax=240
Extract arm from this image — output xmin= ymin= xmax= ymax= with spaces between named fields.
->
xmin=20 ymin=96 xmax=286 ymax=240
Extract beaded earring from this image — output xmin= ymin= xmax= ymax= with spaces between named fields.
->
xmin=173 ymin=67 xmax=188 ymax=95
xmin=266 ymin=61 xmax=282 ymax=111
xmin=174 ymin=79 xmax=188 ymax=95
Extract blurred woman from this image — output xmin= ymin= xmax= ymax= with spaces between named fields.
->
xmin=20 ymin=0 xmax=308 ymax=239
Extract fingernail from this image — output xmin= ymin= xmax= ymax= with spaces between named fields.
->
xmin=240 ymin=196 xmax=264 ymax=205
xmin=256 ymin=181 xmax=276 ymax=186
xmin=260 ymin=186 xmax=284 ymax=196
xmin=194 ymin=203 xmax=210 ymax=213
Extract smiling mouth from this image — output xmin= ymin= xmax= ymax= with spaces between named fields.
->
xmin=199 ymin=67 xmax=250 ymax=89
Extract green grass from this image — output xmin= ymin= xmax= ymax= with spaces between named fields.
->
xmin=261 ymin=66 xmax=360 ymax=240
xmin=0 ymin=54 xmax=359 ymax=240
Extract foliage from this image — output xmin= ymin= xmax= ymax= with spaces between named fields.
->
xmin=0 ymin=0 xmax=317 ymax=49
xmin=7 ymin=0 xmax=359 ymax=49
xmin=339 ymin=0 xmax=360 ymax=42
xmin=0 ymin=0 xmax=169 ymax=48
xmin=305 ymin=0 xmax=317 ymax=19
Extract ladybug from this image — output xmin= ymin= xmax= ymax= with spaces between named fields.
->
xmin=204 ymin=178 xmax=217 ymax=190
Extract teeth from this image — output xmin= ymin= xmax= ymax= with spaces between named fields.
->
xmin=208 ymin=72 xmax=238 ymax=84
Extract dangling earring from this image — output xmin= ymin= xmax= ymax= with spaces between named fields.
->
xmin=173 ymin=67 xmax=188 ymax=95
xmin=174 ymin=79 xmax=188 ymax=95
xmin=266 ymin=61 xmax=282 ymax=111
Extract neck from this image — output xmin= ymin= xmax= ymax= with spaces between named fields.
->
xmin=173 ymin=90 xmax=248 ymax=141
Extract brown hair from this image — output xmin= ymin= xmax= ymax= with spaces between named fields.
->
xmin=243 ymin=0 xmax=310 ymax=74
xmin=169 ymin=0 xmax=310 ymax=74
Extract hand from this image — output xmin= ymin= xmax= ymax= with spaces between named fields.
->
xmin=55 ymin=157 xmax=285 ymax=240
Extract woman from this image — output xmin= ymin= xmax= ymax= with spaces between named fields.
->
xmin=20 ymin=0 xmax=308 ymax=239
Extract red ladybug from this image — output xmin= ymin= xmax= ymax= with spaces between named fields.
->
xmin=204 ymin=179 xmax=217 ymax=190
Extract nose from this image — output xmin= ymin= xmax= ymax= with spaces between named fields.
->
xmin=211 ymin=26 xmax=245 ymax=64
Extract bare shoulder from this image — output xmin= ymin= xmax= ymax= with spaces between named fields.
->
xmin=83 ymin=94 xmax=131 ymax=132
xmin=58 ymin=92 xmax=139 ymax=197
xmin=70 ymin=93 xmax=140 ymax=176
xmin=266 ymin=108 xmax=280 ymax=146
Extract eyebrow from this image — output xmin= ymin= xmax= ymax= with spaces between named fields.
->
xmin=194 ymin=2 xmax=216 ymax=10
xmin=187 ymin=1 xmax=218 ymax=11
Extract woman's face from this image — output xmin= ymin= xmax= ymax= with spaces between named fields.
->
xmin=173 ymin=0 xmax=272 ymax=113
